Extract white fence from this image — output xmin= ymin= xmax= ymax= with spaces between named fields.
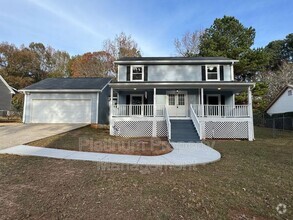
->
xmin=189 ymin=104 xmax=201 ymax=140
xmin=110 ymin=117 xmax=167 ymax=137
xmin=112 ymin=104 xmax=165 ymax=117
xmin=192 ymin=104 xmax=249 ymax=118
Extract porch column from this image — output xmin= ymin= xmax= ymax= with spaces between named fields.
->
xmin=248 ymin=86 xmax=252 ymax=117
xmin=109 ymin=87 xmax=113 ymax=135
xmin=201 ymin=88 xmax=204 ymax=117
xmin=153 ymin=88 xmax=156 ymax=117
xmin=248 ymin=86 xmax=254 ymax=141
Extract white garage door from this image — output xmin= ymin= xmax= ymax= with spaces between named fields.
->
xmin=31 ymin=99 xmax=92 ymax=123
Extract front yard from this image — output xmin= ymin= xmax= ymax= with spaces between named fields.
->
xmin=29 ymin=126 xmax=172 ymax=156
xmin=0 ymin=127 xmax=292 ymax=219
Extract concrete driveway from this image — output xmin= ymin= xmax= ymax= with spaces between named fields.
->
xmin=0 ymin=123 xmax=88 ymax=149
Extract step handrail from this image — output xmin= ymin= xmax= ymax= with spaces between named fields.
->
xmin=190 ymin=104 xmax=202 ymax=140
xmin=164 ymin=106 xmax=171 ymax=140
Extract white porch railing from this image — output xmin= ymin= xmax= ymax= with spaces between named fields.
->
xmin=190 ymin=104 xmax=202 ymax=140
xmin=112 ymin=104 xmax=165 ymax=117
xmin=192 ymin=104 xmax=249 ymax=118
xmin=164 ymin=106 xmax=171 ymax=140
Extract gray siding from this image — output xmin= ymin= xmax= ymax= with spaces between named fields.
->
xmin=0 ymin=80 xmax=12 ymax=110
xmin=118 ymin=64 xmax=232 ymax=82
xmin=98 ymin=85 xmax=110 ymax=124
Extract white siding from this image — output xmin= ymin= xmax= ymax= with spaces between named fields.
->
xmin=24 ymin=92 xmax=99 ymax=123
xmin=267 ymin=88 xmax=293 ymax=115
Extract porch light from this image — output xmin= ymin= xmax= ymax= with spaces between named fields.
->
xmin=218 ymin=88 xmax=221 ymax=90
xmin=134 ymin=88 xmax=137 ymax=90
xmin=176 ymin=90 xmax=179 ymax=93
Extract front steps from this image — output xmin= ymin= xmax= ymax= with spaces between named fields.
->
xmin=170 ymin=119 xmax=200 ymax=143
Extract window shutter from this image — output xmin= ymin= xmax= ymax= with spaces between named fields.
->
xmin=204 ymin=95 xmax=207 ymax=105
xmin=144 ymin=66 xmax=148 ymax=81
xmin=126 ymin=95 xmax=130 ymax=104
xmin=126 ymin=66 xmax=130 ymax=81
xmin=201 ymin=66 xmax=206 ymax=81
xmin=220 ymin=65 xmax=224 ymax=81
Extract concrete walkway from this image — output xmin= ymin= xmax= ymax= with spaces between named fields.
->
xmin=0 ymin=142 xmax=221 ymax=166
xmin=0 ymin=124 xmax=88 ymax=149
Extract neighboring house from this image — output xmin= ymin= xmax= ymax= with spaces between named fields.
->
xmin=21 ymin=77 xmax=111 ymax=124
xmin=109 ymin=57 xmax=255 ymax=141
xmin=266 ymin=84 xmax=293 ymax=116
xmin=0 ymin=75 xmax=15 ymax=111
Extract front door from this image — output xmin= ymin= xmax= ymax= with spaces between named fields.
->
xmin=130 ymin=95 xmax=144 ymax=115
xmin=167 ymin=91 xmax=187 ymax=117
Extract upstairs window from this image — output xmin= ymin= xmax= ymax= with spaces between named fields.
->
xmin=131 ymin=66 xmax=144 ymax=81
xmin=288 ymin=89 xmax=292 ymax=96
xmin=206 ymin=65 xmax=219 ymax=81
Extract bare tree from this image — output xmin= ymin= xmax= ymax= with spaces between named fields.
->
xmin=265 ymin=62 xmax=293 ymax=99
xmin=174 ymin=30 xmax=204 ymax=57
xmin=103 ymin=32 xmax=141 ymax=59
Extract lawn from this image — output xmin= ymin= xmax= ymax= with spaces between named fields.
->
xmin=29 ymin=126 xmax=172 ymax=156
xmin=0 ymin=127 xmax=292 ymax=219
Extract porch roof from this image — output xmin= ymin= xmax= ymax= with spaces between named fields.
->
xmin=110 ymin=81 xmax=255 ymax=92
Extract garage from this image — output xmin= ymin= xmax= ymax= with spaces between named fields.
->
xmin=21 ymin=77 xmax=111 ymax=124
xmin=31 ymin=99 xmax=92 ymax=123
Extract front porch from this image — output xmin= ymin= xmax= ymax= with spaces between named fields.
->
xmin=109 ymin=82 xmax=255 ymax=141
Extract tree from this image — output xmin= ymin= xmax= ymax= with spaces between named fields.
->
xmin=264 ymin=40 xmax=284 ymax=70
xmin=50 ymin=50 xmax=71 ymax=77
xmin=198 ymin=16 xmax=275 ymax=80
xmin=282 ymin=33 xmax=293 ymax=62
xmin=103 ymin=32 xmax=141 ymax=72
xmin=264 ymin=33 xmax=293 ymax=70
xmin=70 ymin=51 xmax=113 ymax=78
xmin=199 ymin=16 xmax=255 ymax=59
xmin=174 ymin=30 xmax=203 ymax=57
xmin=264 ymin=62 xmax=293 ymax=100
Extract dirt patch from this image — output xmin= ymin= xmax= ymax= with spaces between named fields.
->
xmin=29 ymin=126 xmax=173 ymax=156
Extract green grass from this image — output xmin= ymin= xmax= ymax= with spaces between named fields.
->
xmin=0 ymin=126 xmax=292 ymax=219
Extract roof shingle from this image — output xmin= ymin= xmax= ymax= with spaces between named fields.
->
xmin=22 ymin=77 xmax=112 ymax=90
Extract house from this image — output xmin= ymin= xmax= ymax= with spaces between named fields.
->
xmin=266 ymin=84 xmax=293 ymax=116
xmin=109 ymin=57 xmax=255 ymax=141
xmin=21 ymin=77 xmax=111 ymax=124
xmin=0 ymin=75 xmax=15 ymax=113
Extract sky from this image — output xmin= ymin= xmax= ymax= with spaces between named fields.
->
xmin=1 ymin=0 xmax=292 ymax=56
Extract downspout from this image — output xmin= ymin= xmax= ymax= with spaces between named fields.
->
xmin=22 ymin=92 xmax=27 ymax=123
xmin=95 ymin=92 xmax=99 ymax=124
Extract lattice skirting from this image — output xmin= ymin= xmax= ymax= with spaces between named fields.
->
xmin=112 ymin=119 xmax=167 ymax=137
xmin=204 ymin=121 xmax=249 ymax=139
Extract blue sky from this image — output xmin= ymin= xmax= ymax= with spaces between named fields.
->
xmin=1 ymin=0 xmax=292 ymax=56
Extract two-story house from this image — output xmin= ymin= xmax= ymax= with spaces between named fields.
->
xmin=109 ymin=57 xmax=255 ymax=141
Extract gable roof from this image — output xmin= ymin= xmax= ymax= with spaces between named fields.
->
xmin=0 ymin=75 xmax=15 ymax=94
xmin=265 ymin=84 xmax=293 ymax=112
xmin=114 ymin=57 xmax=238 ymax=64
xmin=21 ymin=77 xmax=112 ymax=92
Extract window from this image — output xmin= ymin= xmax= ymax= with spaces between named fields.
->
xmin=288 ymin=90 xmax=292 ymax=96
xmin=131 ymin=66 xmax=144 ymax=81
xmin=178 ymin=94 xmax=185 ymax=105
xmin=206 ymin=65 xmax=219 ymax=81
xmin=168 ymin=94 xmax=175 ymax=105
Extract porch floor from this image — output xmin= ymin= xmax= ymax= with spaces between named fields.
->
xmin=0 ymin=143 xmax=221 ymax=166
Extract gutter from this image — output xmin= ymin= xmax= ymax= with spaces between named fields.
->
xmin=19 ymin=89 xmax=102 ymax=93
xmin=114 ymin=60 xmax=239 ymax=65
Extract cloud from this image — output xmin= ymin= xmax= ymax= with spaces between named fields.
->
xmin=27 ymin=0 xmax=105 ymax=39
